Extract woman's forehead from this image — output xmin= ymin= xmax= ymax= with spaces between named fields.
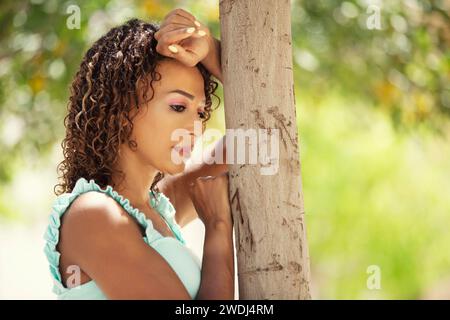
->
xmin=154 ymin=59 xmax=205 ymax=96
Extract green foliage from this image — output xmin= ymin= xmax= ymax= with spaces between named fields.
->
xmin=299 ymin=92 xmax=450 ymax=298
xmin=292 ymin=0 xmax=450 ymax=128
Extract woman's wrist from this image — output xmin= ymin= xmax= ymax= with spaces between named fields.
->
xmin=204 ymin=217 xmax=233 ymax=232
xmin=201 ymin=36 xmax=223 ymax=83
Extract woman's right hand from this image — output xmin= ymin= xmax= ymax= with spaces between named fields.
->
xmin=187 ymin=172 xmax=233 ymax=228
xmin=154 ymin=8 xmax=212 ymax=68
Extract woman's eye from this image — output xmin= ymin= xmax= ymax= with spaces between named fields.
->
xmin=170 ymin=104 xmax=205 ymax=119
xmin=170 ymin=104 xmax=186 ymax=112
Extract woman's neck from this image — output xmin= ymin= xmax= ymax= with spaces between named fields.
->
xmin=111 ymin=146 xmax=159 ymax=209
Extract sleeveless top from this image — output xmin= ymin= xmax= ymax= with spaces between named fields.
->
xmin=43 ymin=177 xmax=202 ymax=299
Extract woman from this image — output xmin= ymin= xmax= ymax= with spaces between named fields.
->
xmin=43 ymin=8 xmax=233 ymax=299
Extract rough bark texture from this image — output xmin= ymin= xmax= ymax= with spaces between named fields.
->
xmin=219 ymin=0 xmax=311 ymax=299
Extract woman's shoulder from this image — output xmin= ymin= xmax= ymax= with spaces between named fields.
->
xmin=65 ymin=191 xmax=130 ymax=223
xmin=55 ymin=177 xmax=147 ymax=236
xmin=61 ymin=191 xmax=143 ymax=242
xmin=58 ymin=190 xmax=146 ymax=264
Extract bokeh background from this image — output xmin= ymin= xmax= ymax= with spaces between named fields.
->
xmin=0 ymin=0 xmax=449 ymax=299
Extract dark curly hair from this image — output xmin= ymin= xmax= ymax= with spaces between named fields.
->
xmin=54 ymin=18 xmax=220 ymax=196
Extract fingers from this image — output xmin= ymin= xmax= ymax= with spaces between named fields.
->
xmin=188 ymin=172 xmax=229 ymax=189
xmin=159 ymin=8 xmax=197 ymax=30
xmin=155 ymin=7 xmax=211 ymax=67
xmin=158 ymin=27 xmax=197 ymax=45
xmin=156 ymin=27 xmax=196 ymax=59
xmin=156 ymin=25 xmax=209 ymax=67
xmin=155 ymin=8 xmax=208 ymax=41
xmin=167 ymin=8 xmax=197 ymax=25
xmin=158 ymin=42 xmax=198 ymax=67
xmin=155 ymin=24 xmax=207 ymax=42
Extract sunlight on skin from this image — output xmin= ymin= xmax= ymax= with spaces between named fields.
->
xmin=110 ymin=58 xmax=208 ymax=209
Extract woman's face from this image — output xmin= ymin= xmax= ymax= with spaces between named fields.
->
xmin=128 ymin=58 xmax=206 ymax=175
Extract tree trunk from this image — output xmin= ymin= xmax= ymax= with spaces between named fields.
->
xmin=219 ymin=0 xmax=311 ymax=299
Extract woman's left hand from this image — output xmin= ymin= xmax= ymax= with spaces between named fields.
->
xmin=154 ymin=8 xmax=213 ymax=67
xmin=157 ymin=136 xmax=229 ymax=227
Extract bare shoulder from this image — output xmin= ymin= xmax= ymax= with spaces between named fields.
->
xmin=58 ymin=191 xmax=191 ymax=299
xmin=58 ymin=191 xmax=142 ymax=268
xmin=62 ymin=191 xmax=137 ymax=233
xmin=59 ymin=191 xmax=144 ymax=258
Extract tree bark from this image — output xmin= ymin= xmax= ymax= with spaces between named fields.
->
xmin=219 ymin=0 xmax=311 ymax=299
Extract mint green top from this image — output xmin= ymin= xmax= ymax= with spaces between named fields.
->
xmin=43 ymin=177 xmax=201 ymax=299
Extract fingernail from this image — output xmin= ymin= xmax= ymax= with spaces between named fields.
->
xmin=186 ymin=27 xmax=195 ymax=34
xmin=198 ymin=30 xmax=206 ymax=36
xmin=168 ymin=45 xmax=178 ymax=53
xmin=194 ymin=20 xmax=201 ymax=27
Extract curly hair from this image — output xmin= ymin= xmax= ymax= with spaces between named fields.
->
xmin=54 ymin=18 xmax=220 ymax=196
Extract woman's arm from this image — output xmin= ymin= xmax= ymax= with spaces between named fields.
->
xmin=201 ymin=36 xmax=223 ymax=83
xmin=59 ymin=192 xmax=192 ymax=299
xmin=196 ymin=220 xmax=234 ymax=299
xmin=187 ymin=173 xmax=235 ymax=299
xmin=61 ymin=191 xmax=234 ymax=299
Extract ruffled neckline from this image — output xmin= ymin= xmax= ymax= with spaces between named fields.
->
xmin=43 ymin=177 xmax=186 ymax=295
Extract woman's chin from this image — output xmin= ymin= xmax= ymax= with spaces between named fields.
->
xmin=165 ymin=161 xmax=186 ymax=175
xmin=166 ymin=150 xmax=193 ymax=174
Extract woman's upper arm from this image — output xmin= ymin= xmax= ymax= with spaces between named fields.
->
xmin=61 ymin=192 xmax=191 ymax=299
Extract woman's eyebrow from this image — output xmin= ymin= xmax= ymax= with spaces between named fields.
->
xmin=168 ymin=89 xmax=206 ymax=103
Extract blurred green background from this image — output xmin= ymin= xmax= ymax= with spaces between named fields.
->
xmin=0 ymin=0 xmax=449 ymax=299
